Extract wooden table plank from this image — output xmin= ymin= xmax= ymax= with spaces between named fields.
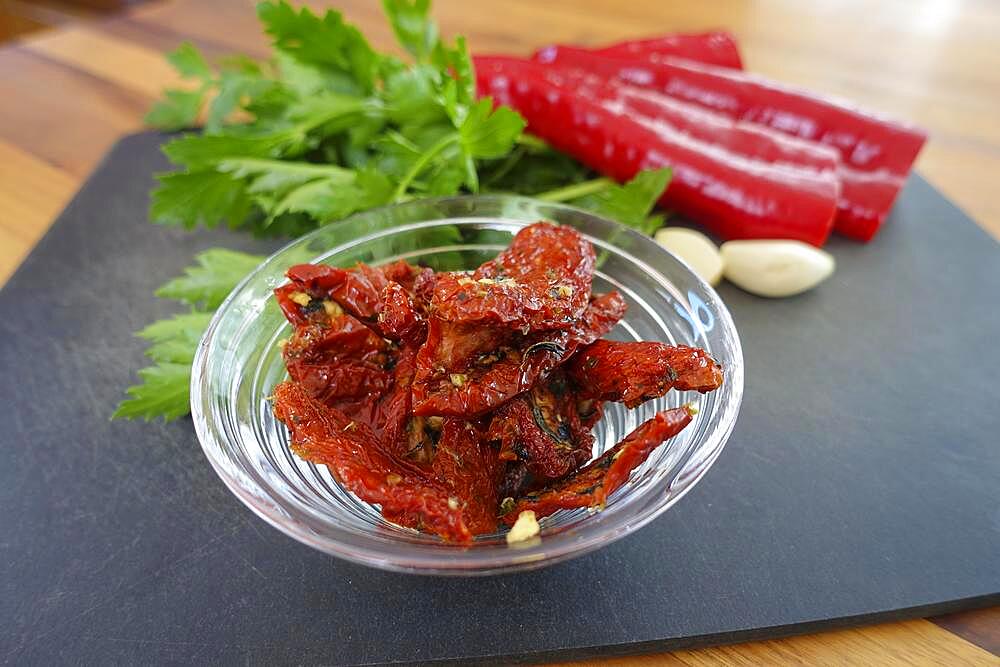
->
xmin=554 ymin=618 xmax=999 ymax=666
xmin=27 ymin=26 xmax=185 ymax=98
xmin=0 ymin=46 xmax=147 ymax=176
xmin=0 ymin=140 xmax=77 ymax=282
xmin=674 ymin=618 xmax=998 ymax=666
xmin=932 ymin=606 xmax=1000 ymax=656
xmin=0 ymin=0 xmax=996 ymax=663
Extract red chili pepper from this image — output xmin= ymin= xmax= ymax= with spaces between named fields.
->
xmin=531 ymin=46 xmax=927 ymax=241
xmin=516 ymin=65 xmax=840 ymax=181
xmin=591 ymin=31 xmax=743 ymax=70
xmin=504 ymin=405 xmax=695 ymax=522
xmin=836 ymin=168 xmax=908 ymax=241
xmin=475 ymin=56 xmax=838 ymax=246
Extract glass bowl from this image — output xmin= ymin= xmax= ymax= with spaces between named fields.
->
xmin=191 ymin=195 xmax=743 ymax=575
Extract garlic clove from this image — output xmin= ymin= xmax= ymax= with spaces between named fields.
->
xmin=506 ymin=510 xmax=540 ymax=544
xmin=720 ymin=240 xmax=835 ymax=298
xmin=654 ymin=227 xmax=724 ymax=285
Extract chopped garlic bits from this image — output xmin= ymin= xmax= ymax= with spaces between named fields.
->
xmin=506 ymin=510 xmax=540 ymax=544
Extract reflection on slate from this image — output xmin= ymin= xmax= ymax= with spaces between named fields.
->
xmin=1 ymin=133 xmax=998 ymax=665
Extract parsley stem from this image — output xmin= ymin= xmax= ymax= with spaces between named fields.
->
xmin=481 ymin=147 xmax=524 ymax=187
xmin=392 ymin=133 xmax=459 ymax=200
xmin=515 ymin=134 xmax=548 ymax=151
xmin=534 ymin=177 xmax=615 ymax=203
xmin=219 ymin=158 xmax=355 ymax=179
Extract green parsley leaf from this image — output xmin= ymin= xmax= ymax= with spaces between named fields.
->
xmin=161 ymin=133 xmax=286 ymax=169
xmin=138 ymin=311 xmax=215 ymax=341
xmin=167 ymin=42 xmax=212 ymax=80
xmin=269 ymin=169 xmax=392 ymax=222
xmin=457 ymin=99 xmax=526 ymax=191
xmin=257 ymin=0 xmax=379 ymax=93
xmin=382 ymin=0 xmax=437 ymax=62
xmin=215 ymin=157 xmax=378 ymax=224
xmin=115 ymin=252 xmax=265 ymax=421
xmin=155 ymin=249 xmax=265 ymax=309
xmin=571 ymin=168 xmax=673 ymax=230
xmin=137 ymin=312 xmax=214 ymax=364
xmin=459 ymin=99 xmax=526 ymax=160
xmin=383 ymin=64 xmax=448 ymax=127
xmin=221 ymin=157 xmax=353 ymax=194
xmin=113 ymin=363 xmax=193 ymax=422
xmin=434 ymin=35 xmax=474 ymax=113
xmin=150 ymin=169 xmax=252 ymax=229
xmin=205 ymin=72 xmax=272 ymax=133
xmin=144 ymin=89 xmax=204 ymax=131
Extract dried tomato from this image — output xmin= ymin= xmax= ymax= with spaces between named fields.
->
xmin=280 ymin=314 xmax=393 ymax=410
xmin=281 ymin=259 xmax=425 ymax=324
xmin=486 ymin=369 xmax=594 ymax=481
xmin=431 ymin=419 xmax=502 ymax=535
xmin=377 ymin=282 xmax=426 ymax=345
xmin=412 ymin=291 xmax=627 ymax=418
xmin=272 ymin=381 xmax=472 ymax=542
xmin=271 ymin=223 xmax=723 ymax=540
xmin=412 ymin=223 xmax=598 ymax=396
xmin=568 ymin=340 xmax=723 ymax=407
xmin=504 ymin=405 xmax=695 ymax=522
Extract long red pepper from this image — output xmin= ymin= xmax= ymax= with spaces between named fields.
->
xmin=592 ymin=31 xmax=743 ymax=70
xmin=548 ymin=67 xmax=840 ymax=174
xmin=533 ymin=45 xmax=928 ymax=241
xmin=476 ymin=56 xmax=838 ymax=246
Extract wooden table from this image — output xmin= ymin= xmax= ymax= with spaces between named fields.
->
xmin=1 ymin=0 xmax=996 ymax=663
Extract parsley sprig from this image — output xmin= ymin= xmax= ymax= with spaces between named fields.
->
xmin=116 ymin=0 xmax=672 ymax=420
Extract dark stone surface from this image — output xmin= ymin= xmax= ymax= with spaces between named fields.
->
xmin=1 ymin=133 xmax=998 ymax=665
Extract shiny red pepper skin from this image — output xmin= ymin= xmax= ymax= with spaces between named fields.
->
xmin=531 ymin=46 xmax=928 ymax=241
xmin=596 ymin=81 xmax=840 ymax=174
xmin=592 ymin=31 xmax=743 ymax=70
xmin=514 ymin=65 xmax=840 ymax=185
xmin=505 ymin=405 xmax=695 ymax=522
xmin=475 ymin=56 xmax=838 ymax=246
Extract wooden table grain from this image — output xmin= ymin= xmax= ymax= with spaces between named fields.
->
xmin=1 ymin=1 xmax=996 ymax=663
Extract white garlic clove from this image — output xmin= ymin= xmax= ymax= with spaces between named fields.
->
xmin=506 ymin=510 xmax=540 ymax=544
xmin=720 ymin=240 xmax=835 ymax=298
xmin=654 ymin=227 xmax=724 ymax=285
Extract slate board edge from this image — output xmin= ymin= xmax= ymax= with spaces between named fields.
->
xmin=414 ymin=594 xmax=1000 ymax=666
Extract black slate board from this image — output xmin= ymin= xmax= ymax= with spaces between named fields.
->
xmin=2 ymin=132 xmax=998 ymax=665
